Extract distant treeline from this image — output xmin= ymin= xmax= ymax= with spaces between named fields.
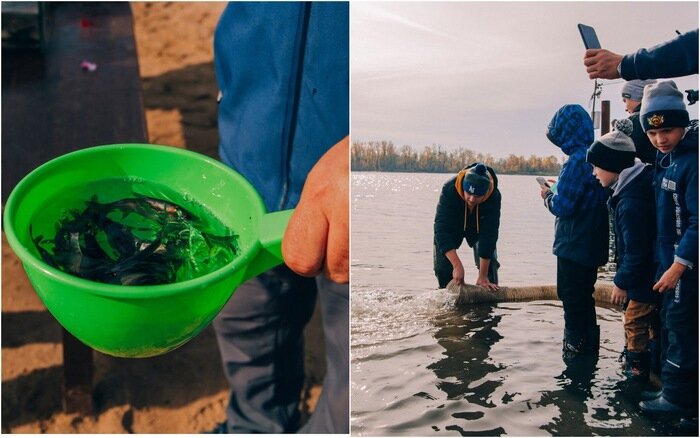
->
xmin=352 ymin=141 xmax=563 ymax=175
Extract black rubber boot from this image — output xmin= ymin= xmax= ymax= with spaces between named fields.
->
xmin=562 ymin=328 xmax=588 ymax=363
xmin=583 ymin=324 xmax=600 ymax=357
xmin=640 ymin=389 xmax=663 ymax=400
xmin=640 ymin=395 xmax=695 ymax=416
xmin=624 ymin=350 xmax=650 ymax=380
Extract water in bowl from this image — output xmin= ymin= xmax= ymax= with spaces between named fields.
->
xmin=29 ymin=177 xmax=239 ymax=285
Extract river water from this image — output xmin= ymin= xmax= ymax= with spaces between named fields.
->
xmin=351 ymin=172 xmax=679 ymax=436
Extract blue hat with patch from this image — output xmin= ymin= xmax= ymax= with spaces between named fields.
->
xmin=462 ymin=163 xmax=490 ymax=196
xmin=640 ymin=80 xmax=689 ymax=132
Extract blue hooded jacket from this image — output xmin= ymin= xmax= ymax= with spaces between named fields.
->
xmin=544 ymin=104 xmax=609 ymax=267
xmin=214 ymin=2 xmax=349 ymax=212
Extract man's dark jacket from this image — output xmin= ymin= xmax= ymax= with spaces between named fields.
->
xmin=434 ymin=163 xmax=501 ymax=259
xmin=621 ymin=29 xmax=698 ymax=80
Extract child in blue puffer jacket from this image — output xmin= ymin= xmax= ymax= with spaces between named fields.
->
xmin=540 ymin=104 xmax=610 ymax=360
xmin=637 ymin=80 xmax=698 ymax=418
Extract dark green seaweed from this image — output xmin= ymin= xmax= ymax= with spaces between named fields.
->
xmin=31 ymin=195 xmax=239 ymax=285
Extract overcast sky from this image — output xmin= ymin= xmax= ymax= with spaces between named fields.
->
xmin=351 ymin=2 xmax=699 ymax=158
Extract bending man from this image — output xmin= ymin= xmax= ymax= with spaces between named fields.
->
xmin=434 ymin=163 xmax=501 ymax=290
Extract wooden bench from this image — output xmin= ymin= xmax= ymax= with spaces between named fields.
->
xmin=2 ymin=2 xmax=147 ymax=414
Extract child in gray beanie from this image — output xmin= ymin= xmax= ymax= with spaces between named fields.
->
xmin=614 ymin=79 xmax=658 ymax=165
xmin=586 ymin=130 xmax=660 ymax=383
xmin=638 ymin=79 xmax=698 ymax=416
xmin=622 ymin=79 xmax=656 ymax=113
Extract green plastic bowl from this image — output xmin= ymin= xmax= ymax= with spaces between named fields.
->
xmin=4 ymin=144 xmax=292 ymax=358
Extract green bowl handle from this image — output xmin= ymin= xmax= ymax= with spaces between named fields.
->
xmin=242 ymin=209 xmax=294 ymax=281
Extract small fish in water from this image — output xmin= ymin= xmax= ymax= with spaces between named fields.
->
xmin=31 ymin=195 xmax=239 ymax=286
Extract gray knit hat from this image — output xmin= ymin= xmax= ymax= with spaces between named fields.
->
xmin=586 ymin=130 xmax=636 ymax=173
xmin=640 ymin=80 xmax=689 ymax=131
xmin=621 ymin=79 xmax=656 ymax=102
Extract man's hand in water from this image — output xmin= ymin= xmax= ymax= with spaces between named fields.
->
xmin=452 ymin=264 xmax=465 ymax=285
xmin=476 ymin=257 xmax=499 ymax=291
xmin=475 ymin=275 xmax=499 ymax=291
xmin=282 ymin=136 xmax=349 ymax=284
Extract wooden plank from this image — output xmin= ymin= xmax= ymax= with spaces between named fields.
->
xmin=2 ymin=2 xmax=147 ymax=415
xmin=2 ymin=2 xmax=148 ymax=201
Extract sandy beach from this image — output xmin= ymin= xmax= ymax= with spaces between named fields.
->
xmin=2 ymin=3 xmax=323 ymax=433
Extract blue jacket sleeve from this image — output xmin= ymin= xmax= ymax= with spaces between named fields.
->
xmin=621 ymin=29 xmax=699 ymax=80
xmin=545 ymin=151 xmax=587 ymax=218
xmin=675 ymin=160 xmax=698 ymax=267
xmin=613 ymin=200 xmax=653 ymax=290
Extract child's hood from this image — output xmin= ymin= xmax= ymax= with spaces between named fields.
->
xmin=546 ymin=104 xmax=594 ymax=156
xmin=613 ymin=161 xmax=652 ymax=201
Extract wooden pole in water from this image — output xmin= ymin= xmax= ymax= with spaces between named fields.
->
xmin=601 ymin=100 xmax=610 ymax=135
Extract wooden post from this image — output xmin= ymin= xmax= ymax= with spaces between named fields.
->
xmin=3 ymin=2 xmax=147 ymax=416
xmin=62 ymin=329 xmax=94 ymax=413
xmin=601 ymin=100 xmax=610 ymax=135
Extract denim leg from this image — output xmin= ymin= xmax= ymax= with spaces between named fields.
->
xmin=299 ymin=276 xmax=349 ymax=433
xmin=213 ymin=265 xmax=317 ymax=433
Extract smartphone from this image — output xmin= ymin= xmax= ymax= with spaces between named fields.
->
xmin=578 ymin=24 xmax=601 ymax=50
xmin=536 ymin=176 xmax=550 ymax=188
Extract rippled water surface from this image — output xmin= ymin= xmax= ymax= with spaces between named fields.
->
xmin=351 ymin=172 xmax=681 ymax=436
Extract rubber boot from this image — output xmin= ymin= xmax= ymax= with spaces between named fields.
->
xmin=562 ymin=328 xmax=587 ymax=363
xmin=640 ymin=395 xmax=695 ymax=416
xmin=640 ymin=389 xmax=662 ymax=400
xmin=583 ymin=324 xmax=600 ymax=357
xmin=624 ymin=350 xmax=650 ymax=380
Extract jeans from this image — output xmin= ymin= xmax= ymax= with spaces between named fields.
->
xmin=213 ymin=265 xmax=349 ymax=433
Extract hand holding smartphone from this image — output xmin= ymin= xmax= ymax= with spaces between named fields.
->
xmin=577 ymin=24 xmax=601 ymax=50
xmin=536 ymin=176 xmax=550 ymax=188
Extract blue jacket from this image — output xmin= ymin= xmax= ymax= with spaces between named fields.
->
xmin=654 ymin=124 xmax=698 ymax=279
xmin=544 ymin=105 xmax=609 ymax=267
xmin=609 ymin=163 xmax=657 ymax=303
xmin=621 ymin=29 xmax=698 ymax=80
xmin=214 ymin=2 xmax=349 ymax=212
